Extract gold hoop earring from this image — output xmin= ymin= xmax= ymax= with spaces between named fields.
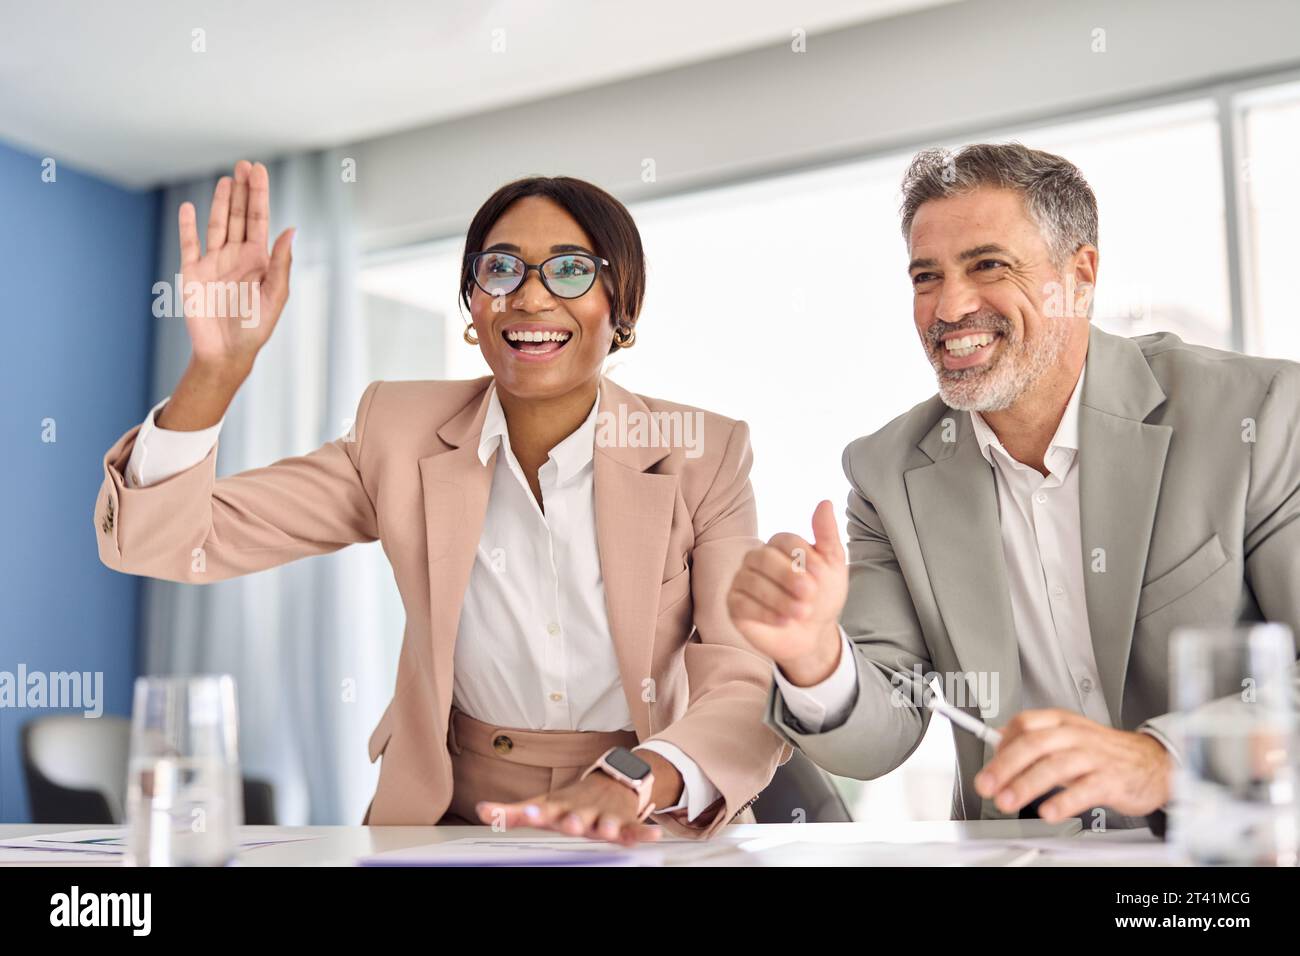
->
xmin=463 ymin=322 xmax=479 ymax=346
xmin=613 ymin=324 xmax=636 ymax=349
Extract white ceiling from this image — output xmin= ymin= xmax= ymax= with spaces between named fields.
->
xmin=0 ymin=0 xmax=958 ymax=188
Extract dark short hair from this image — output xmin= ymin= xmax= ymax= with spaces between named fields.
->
xmin=460 ymin=177 xmax=646 ymax=353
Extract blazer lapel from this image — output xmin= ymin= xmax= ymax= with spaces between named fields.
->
xmin=1077 ymin=327 xmax=1170 ymax=727
xmin=592 ymin=377 xmax=677 ymax=739
xmin=417 ymin=380 xmax=497 ymax=716
xmin=904 ymin=412 xmax=1022 ymax=726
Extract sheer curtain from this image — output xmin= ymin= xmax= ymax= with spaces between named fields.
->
xmin=142 ymin=149 xmax=397 ymax=824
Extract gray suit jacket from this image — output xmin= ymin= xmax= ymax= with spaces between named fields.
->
xmin=765 ymin=326 xmax=1300 ymax=824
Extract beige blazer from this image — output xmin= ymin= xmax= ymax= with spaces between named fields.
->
xmin=96 ymin=375 xmax=790 ymax=838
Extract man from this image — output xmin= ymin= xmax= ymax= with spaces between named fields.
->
xmin=728 ymin=143 xmax=1299 ymax=828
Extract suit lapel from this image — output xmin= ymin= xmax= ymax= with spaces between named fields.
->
xmin=1077 ymin=327 xmax=1170 ymax=727
xmin=905 ymin=412 xmax=1022 ymax=725
xmin=417 ymin=380 xmax=497 ymax=715
xmin=416 ymin=376 xmax=677 ymax=740
xmin=592 ymin=378 xmax=676 ymax=739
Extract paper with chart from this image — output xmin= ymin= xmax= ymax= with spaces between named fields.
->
xmin=0 ymin=828 xmax=318 ymax=864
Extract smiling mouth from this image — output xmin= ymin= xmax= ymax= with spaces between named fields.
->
xmin=502 ymin=328 xmax=572 ymax=356
xmin=942 ymin=331 xmax=1000 ymax=358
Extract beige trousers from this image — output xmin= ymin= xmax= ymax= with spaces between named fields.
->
xmin=438 ymin=707 xmax=641 ymax=825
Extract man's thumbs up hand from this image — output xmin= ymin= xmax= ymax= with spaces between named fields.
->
xmin=727 ymin=500 xmax=849 ymax=686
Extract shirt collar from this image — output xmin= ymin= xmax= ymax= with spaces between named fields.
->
xmin=970 ymin=364 xmax=1085 ymax=474
xmin=476 ymin=382 xmax=601 ymax=484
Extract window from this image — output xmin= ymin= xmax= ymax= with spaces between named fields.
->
xmin=1002 ymin=100 xmax=1232 ymax=349
xmin=1238 ymin=80 xmax=1300 ymax=360
xmin=358 ymin=240 xmax=480 ymax=381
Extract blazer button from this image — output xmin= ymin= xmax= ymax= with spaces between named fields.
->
xmin=493 ymin=734 xmax=514 ymax=755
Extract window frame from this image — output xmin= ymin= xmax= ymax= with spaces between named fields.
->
xmin=360 ymin=64 xmax=1300 ymax=360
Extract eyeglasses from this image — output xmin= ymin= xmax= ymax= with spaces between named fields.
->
xmin=466 ymin=251 xmax=610 ymax=300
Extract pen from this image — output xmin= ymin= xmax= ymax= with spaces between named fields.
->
xmin=924 ymin=693 xmax=1002 ymax=747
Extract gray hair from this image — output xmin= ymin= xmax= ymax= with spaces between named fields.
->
xmin=899 ymin=143 xmax=1098 ymax=267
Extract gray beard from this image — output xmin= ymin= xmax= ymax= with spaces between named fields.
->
xmin=932 ymin=322 xmax=1069 ymax=412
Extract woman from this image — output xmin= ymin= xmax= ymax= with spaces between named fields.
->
xmin=95 ymin=161 xmax=788 ymax=844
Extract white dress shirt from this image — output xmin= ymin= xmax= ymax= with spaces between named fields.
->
xmin=777 ymin=367 xmax=1116 ymax=734
xmin=126 ymin=388 xmax=719 ymax=820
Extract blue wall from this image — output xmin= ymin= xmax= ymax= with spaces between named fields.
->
xmin=0 ymin=140 xmax=158 ymax=821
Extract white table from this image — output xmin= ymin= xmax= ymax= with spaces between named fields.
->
xmin=0 ymin=820 xmax=1177 ymax=866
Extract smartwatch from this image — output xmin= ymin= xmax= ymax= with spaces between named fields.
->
xmin=582 ymin=746 xmax=657 ymax=820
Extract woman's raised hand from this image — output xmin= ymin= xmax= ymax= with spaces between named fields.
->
xmin=157 ymin=161 xmax=295 ymax=431
xmin=177 ymin=160 xmax=295 ymax=376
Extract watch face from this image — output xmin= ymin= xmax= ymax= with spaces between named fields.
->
xmin=605 ymin=747 xmax=651 ymax=781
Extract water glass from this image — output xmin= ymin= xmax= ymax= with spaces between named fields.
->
xmin=125 ymin=675 xmax=243 ymax=866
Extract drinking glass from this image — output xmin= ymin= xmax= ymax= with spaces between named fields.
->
xmin=1168 ymin=624 xmax=1298 ymax=866
xmin=125 ymin=675 xmax=243 ymax=866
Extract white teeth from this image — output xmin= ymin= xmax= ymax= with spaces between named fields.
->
xmin=944 ymin=332 xmax=995 ymax=357
xmin=505 ymin=329 xmax=572 ymax=343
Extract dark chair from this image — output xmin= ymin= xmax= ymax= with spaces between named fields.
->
xmin=751 ymin=749 xmax=852 ymax=823
xmin=20 ymin=714 xmax=277 ymax=825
